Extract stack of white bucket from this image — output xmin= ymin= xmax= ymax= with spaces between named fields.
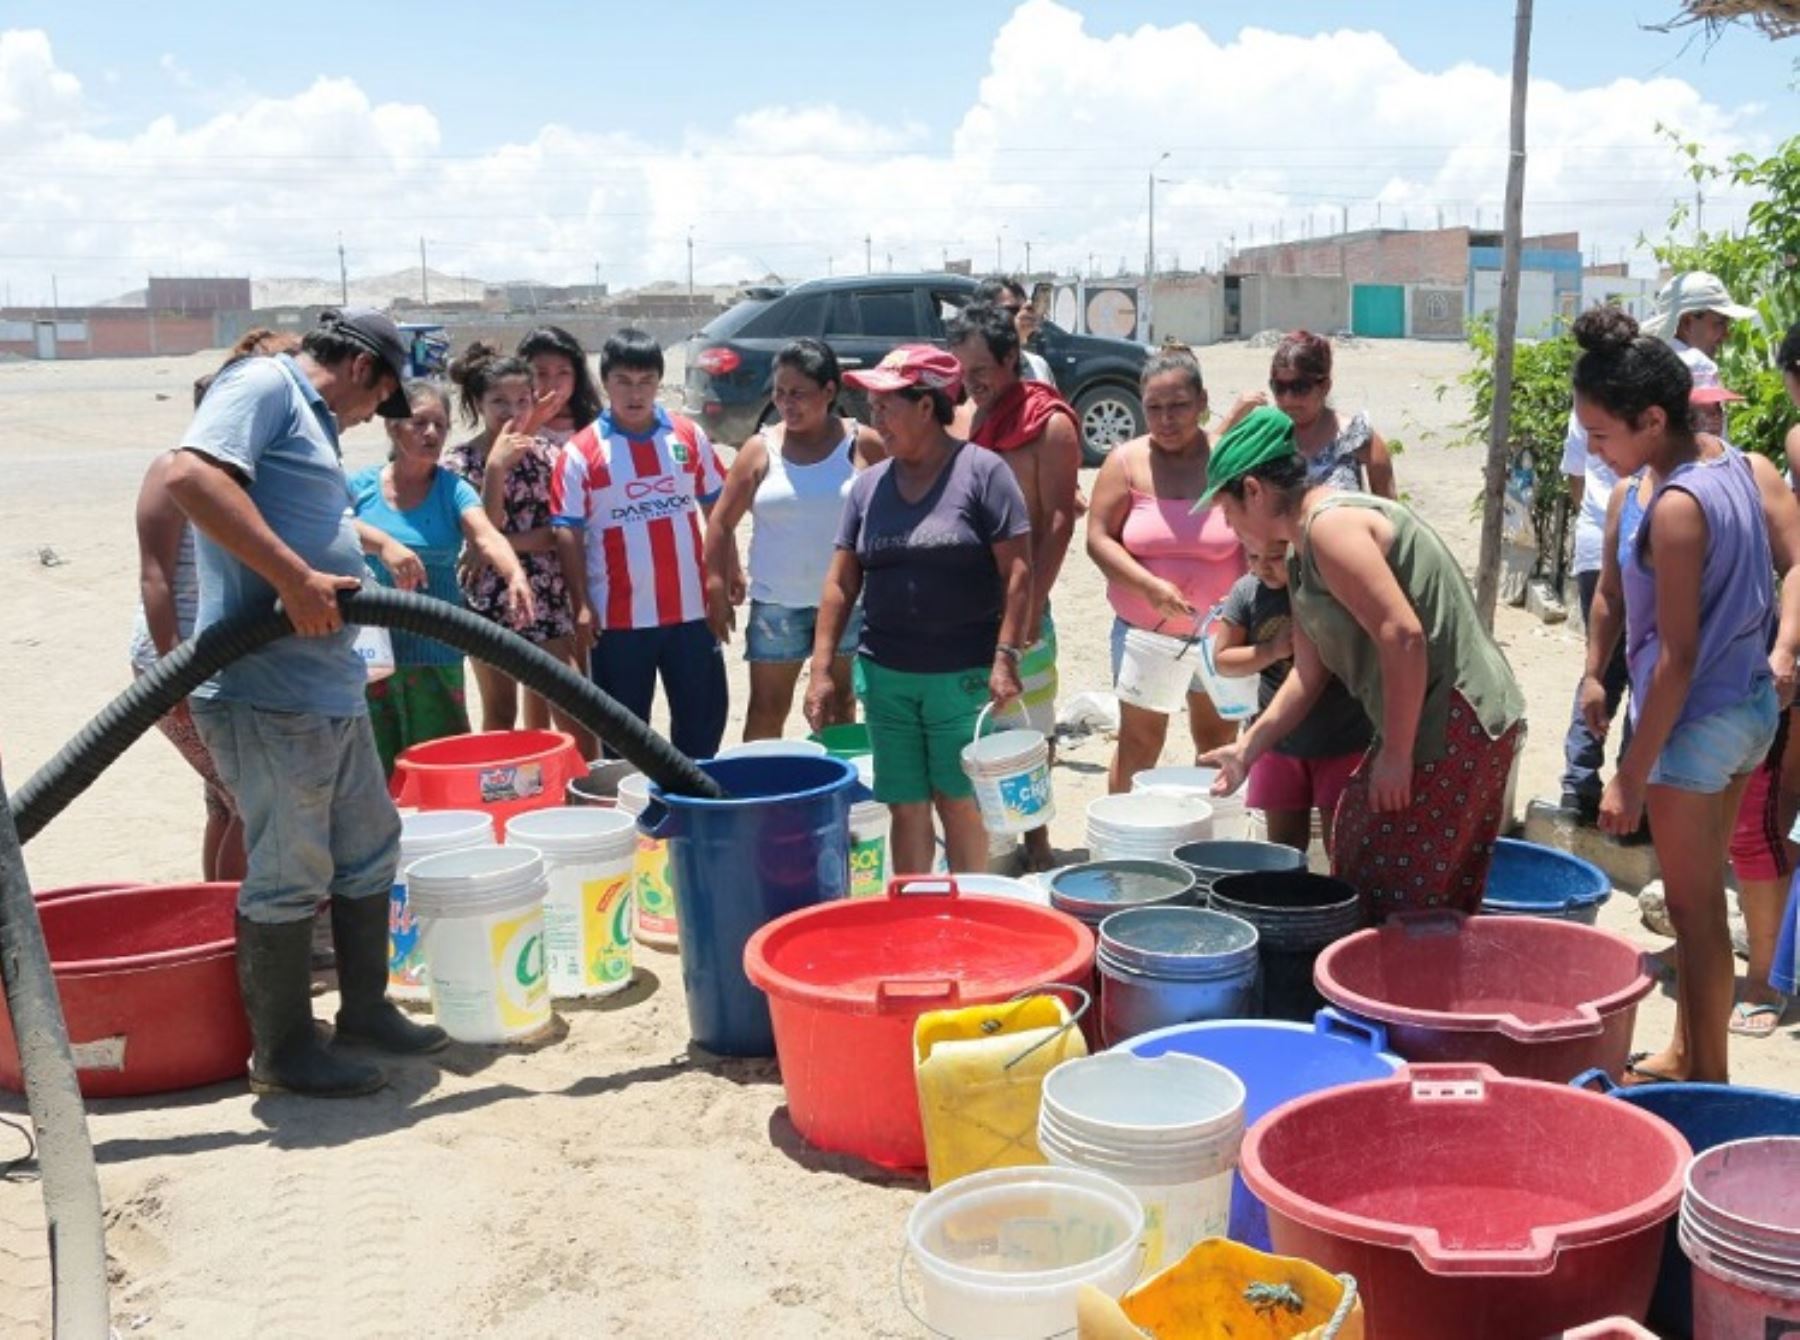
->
xmin=1131 ymin=766 xmax=1245 ymax=840
xmin=1085 ymin=792 xmax=1214 ymax=862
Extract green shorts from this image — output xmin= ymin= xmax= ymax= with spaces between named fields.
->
xmin=860 ymin=658 xmax=990 ymax=805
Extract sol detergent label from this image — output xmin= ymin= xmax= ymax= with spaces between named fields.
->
xmin=582 ymin=874 xmax=634 ymax=987
xmin=488 ymin=910 xmax=547 ymax=1029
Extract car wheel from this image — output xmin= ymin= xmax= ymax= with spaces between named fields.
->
xmin=1074 ymin=384 xmax=1145 ymax=466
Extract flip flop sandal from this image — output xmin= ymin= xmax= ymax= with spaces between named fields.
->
xmin=1729 ymin=1002 xmax=1786 ymax=1038
xmin=1623 ymin=1058 xmax=1683 ymax=1086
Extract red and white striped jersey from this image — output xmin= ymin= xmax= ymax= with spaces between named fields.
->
xmin=550 ymin=408 xmax=726 ymax=631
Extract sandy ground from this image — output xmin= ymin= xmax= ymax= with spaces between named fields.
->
xmin=0 ymin=340 xmax=1795 ymax=1336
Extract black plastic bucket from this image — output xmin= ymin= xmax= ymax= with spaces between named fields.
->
xmin=1209 ymin=871 xmax=1365 ymax=1022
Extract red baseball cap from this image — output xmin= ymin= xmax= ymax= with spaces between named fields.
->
xmin=843 ymin=344 xmax=964 ymax=397
xmin=1690 ymin=384 xmax=1745 ymax=405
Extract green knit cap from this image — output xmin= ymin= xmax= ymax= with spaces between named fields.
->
xmin=1198 ymin=406 xmax=1298 ymax=508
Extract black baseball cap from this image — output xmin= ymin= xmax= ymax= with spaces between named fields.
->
xmin=320 ymin=308 xmax=413 ymax=419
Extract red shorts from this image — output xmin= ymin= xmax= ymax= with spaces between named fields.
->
xmin=1247 ymin=750 xmax=1363 ymax=817
xmin=1731 ymin=755 xmax=1790 ymax=884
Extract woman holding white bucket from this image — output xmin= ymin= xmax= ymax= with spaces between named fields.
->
xmin=805 ymin=346 xmax=1033 ymax=874
xmin=702 ymin=338 xmax=885 ymax=741
xmin=1201 ymin=407 xmax=1525 ymax=919
xmin=1086 ymin=347 xmax=1245 ymax=793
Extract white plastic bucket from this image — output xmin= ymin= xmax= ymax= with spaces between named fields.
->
xmin=616 ymin=772 xmax=677 ymax=948
xmin=1038 ymin=1052 xmax=1246 ymax=1273
xmin=848 ymin=800 xmax=893 ymax=900
xmin=905 ymin=1165 xmax=1145 ymax=1340
xmin=1190 ymin=606 xmax=1261 ymax=721
xmin=1115 ymin=626 xmax=1200 ymax=714
xmin=406 ymin=845 xmax=552 ymax=1044
xmin=1133 ymin=766 xmax=1246 ymax=841
xmin=714 ymin=738 xmax=830 ymax=759
xmin=1680 ymin=1137 xmax=1800 ymax=1335
xmin=503 ymin=808 xmax=637 ymax=1000
xmin=955 ymin=873 xmax=1050 ymax=906
xmin=352 ymin=623 xmax=395 ymax=682
xmin=390 ymin=810 xmax=496 ymax=1003
xmin=1086 ymin=793 xmax=1214 ymax=862
xmin=961 ymin=704 xmax=1055 ymax=837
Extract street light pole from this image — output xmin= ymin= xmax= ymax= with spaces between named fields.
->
xmin=1145 ymin=151 xmax=1170 ymax=343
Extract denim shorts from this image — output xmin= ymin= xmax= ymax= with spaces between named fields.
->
xmin=193 ymin=701 xmax=401 ymax=924
xmin=1648 ymin=678 xmax=1779 ymax=793
xmin=745 ymin=600 xmax=863 ymax=664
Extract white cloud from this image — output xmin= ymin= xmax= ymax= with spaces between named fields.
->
xmin=0 ymin=7 xmax=1772 ymax=304
xmin=158 ymin=52 xmax=193 ymax=89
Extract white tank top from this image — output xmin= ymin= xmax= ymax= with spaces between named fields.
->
xmin=747 ymin=421 xmax=858 ymax=608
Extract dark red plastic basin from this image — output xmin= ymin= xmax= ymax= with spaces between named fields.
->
xmin=0 ymin=882 xmax=249 ymax=1098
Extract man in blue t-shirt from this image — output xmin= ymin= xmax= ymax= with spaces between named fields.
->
xmin=167 ymin=309 xmax=447 ymax=1097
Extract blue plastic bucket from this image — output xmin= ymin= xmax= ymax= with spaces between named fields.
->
xmin=639 ymin=755 xmax=865 ymax=1057
xmin=1122 ymin=1009 xmax=1403 ymax=1249
xmin=1481 ymin=837 xmax=1611 ymax=923
xmin=1574 ymin=1069 xmax=1800 ymax=1338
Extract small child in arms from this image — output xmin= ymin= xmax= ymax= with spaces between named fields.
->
xmin=1213 ymin=538 xmax=1374 ymax=855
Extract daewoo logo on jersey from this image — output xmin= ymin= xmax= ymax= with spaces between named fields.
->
xmin=609 ymin=494 xmax=692 ymax=524
xmin=625 ymin=477 xmax=677 ymax=500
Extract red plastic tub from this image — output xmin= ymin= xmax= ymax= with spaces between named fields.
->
xmin=1313 ymin=911 xmax=1654 ymax=1081
xmin=1240 ymin=1064 xmax=1690 ymax=1339
xmin=391 ymin=729 xmax=584 ymax=831
xmin=743 ymin=876 xmax=1094 ymax=1169
xmin=0 ymin=883 xmax=250 ymax=1098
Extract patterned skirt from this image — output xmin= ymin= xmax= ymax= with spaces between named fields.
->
xmin=1330 ymin=691 xmax=1521 ymax=918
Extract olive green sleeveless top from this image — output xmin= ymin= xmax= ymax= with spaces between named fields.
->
xmin=1290 ymin=493 xmax=1524 ymax=763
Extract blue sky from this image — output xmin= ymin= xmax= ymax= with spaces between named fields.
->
xmin=1 ymin=2 xmax=1794 ymax=301
xmin=13 ymin=1 xmax=1792 ymax=148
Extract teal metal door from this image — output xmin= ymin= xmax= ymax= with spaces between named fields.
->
xmin=1351 ymin=284 xmax=1406 ymax=338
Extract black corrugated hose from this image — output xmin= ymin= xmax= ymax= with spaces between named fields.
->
xmin=2 ymin=584 xmax=726 ymax=1337
xmin=11 ymin=585 xmax=725 ymax=844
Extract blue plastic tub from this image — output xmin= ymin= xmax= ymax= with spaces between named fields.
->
xmin=1481 ymin=837 xmax=1611 ymax=923
xmin=1120 ymin=1009 xmax=1404 ymax=1248
xmin=1574 ymin=1068 xmax=1800 ymax=1338
xmin=640 ymin=755 xmax=865 ymax=1057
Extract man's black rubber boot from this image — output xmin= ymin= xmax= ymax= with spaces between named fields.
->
xmin=237 ymin=916 xmax=384 ymax=1097
xmin=330 ymin=894 xmax=449 ymax=1055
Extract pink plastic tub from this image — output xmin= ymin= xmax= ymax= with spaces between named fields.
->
xmin=1240 ymin=1063 xmax=1690 ymax=1339
xmin=1680 ymin=1137 xmax=1800 ymax=1338
xmin=1313 ymin=911 xmax=1654 ymax=1081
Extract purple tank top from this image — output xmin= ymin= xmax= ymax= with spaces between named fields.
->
xmin=1623 ymin=448 xmax=1773 ymax=729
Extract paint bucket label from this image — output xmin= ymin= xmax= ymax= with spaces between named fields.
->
xmin=388 ymin=880 xmax=428 ymax=997
xmin=849 ymin=833 xmax=888 ymax=899
xmin=490 ymin=910 xmax=547 ymax=1031
xmin=996 ymin=766 xmax=1052 ymax=820
xmin=634 ymin=836 xmax=677 ymax=937
xmin=480 ymin=763 xmax=544 ymax=805
xmin=580 ymin=873 xmax=634 ymax=989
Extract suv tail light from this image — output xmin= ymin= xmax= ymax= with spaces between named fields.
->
xmin=694 ymin=346 xmax=741 ymax=377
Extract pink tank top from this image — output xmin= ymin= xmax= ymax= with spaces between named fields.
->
xmin=1108 ymin=490 xmax=1246 ymax=636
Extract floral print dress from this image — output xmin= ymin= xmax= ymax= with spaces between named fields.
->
xmin=443 ymin=431 xmax=576 ymax=644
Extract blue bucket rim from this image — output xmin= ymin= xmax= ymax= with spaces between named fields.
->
xmin=1117 ymin=1009 xmax=1404 ymax=1067
xmin=648 ymin=754 xmax=859 ymax=808
xmin=1488 ymin=838 xmax=1611 ymax=906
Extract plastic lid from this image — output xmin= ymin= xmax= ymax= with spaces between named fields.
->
xmin=399 ymin=810 xmax=497 ymax=856
xmin=1049 ymin=860 xmax=1195 ymax=918
xmin=1098 ymin=905 xmax=1259 ymax=969
xmin=503 ymin=807 xmax=637 ymax=860
xmin=406 ymin=844 xmax=546 ymax=912
xmin=1086 ymin=792 xmax=1214 ymax=832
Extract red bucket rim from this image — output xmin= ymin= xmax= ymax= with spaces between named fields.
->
xmin=1239 ymin=1063 xmax=1691 ymax=1276
xmin=1313 ymin=913 xmax=1655 ymax=1042
xmin=35 ymin=882 xmax=240 ymax=976
xmin=392 ymin=728 xmax=577 ymax=774
xmin=744 ymin=879 xmax=1094 ymax=1017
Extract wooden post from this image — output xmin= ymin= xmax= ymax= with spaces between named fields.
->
xmin=1475 ymin=0 xmax=1535 ymax=630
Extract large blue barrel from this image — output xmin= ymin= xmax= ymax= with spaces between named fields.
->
xmin=640 ymin=755 xmax=863 ymax=1057
xmin=1122 ymin=1009 xmax=1403 ymax=1248
xmin=1574 ymin=1069 xmax=1800 ymax=1337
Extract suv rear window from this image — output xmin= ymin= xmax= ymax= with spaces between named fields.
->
xmin=700 ymin=297 xmax=778 ymax=339
xmin=826 ymin=289 xmax=921 ymax=339
xmin=743 ymin=291 xmax=825 ymax=339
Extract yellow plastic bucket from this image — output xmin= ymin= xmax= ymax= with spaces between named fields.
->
xmin=914 ymin=991 xmax=1088 ymax=1188
xmin=1077 ymin=1237 xmax=1363 ymax=1340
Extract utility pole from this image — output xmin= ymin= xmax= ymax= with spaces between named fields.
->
xmin=1695 ymin=184 xmax=1705 ymax=239
xmin=419 ymin=236 xmax=429 ymax=304
xmin=865 ymin=234 xmax=872 ymax=274
xmin=827 ymin=254 xmax=834 ymax=277
xmin=1340 ymin=205 xmax=1348 ymax=237
xmin=886 ymin=252 xmax=893 ymax=273
xmin=1144 ymin=151 xmax=1169 ymax=341
xmin=995 ymin=234 xmax=1003 ymax=270
xmin=1475 ymin=0 xmax=1536 ymax=629
xmin=686 ymin=229 xmax=694 ymax=301
xmin=50 ymin=274 xmax=58 ymax=310
xmin=1024 ymin=240 xmax=1032 ymax=274
xmin=337 ymin=235 xmax=348 ymax=306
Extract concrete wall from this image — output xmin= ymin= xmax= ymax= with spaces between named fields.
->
xmin=1148 ymin=274 xmax=1224 ymax=346
xmin=1240 ymin=274 xmax=1349 ymax=337
xmin=0 ymin=308 xmax=227 ymax=359
xmin=1230 ymin=228 xmax=1472 ymax=286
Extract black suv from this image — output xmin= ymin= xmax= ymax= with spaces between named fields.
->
xmin=682 ymin=273 xmax=1148 ymax=464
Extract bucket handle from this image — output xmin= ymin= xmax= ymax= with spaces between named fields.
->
xmin=1312 ymin=1006 xmax=1391 ymax=1055
xmin=1569 ymin=1068 xmax=1621 ymax=1095
xmin=884 ymin=876 xmax=963 ymax=901
xmin=875 ymin=979 xmax=960 ymax=1011
xmin=1402 ymin=1063 xmax=1500 ymax=1104
xmin=999 ymin=983 xmax=1093 ymax=1073
xmin=971 ymin=700 xmax=1000 ymax=744
xmin=635 ymin=797 xmax=678 ymax=842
